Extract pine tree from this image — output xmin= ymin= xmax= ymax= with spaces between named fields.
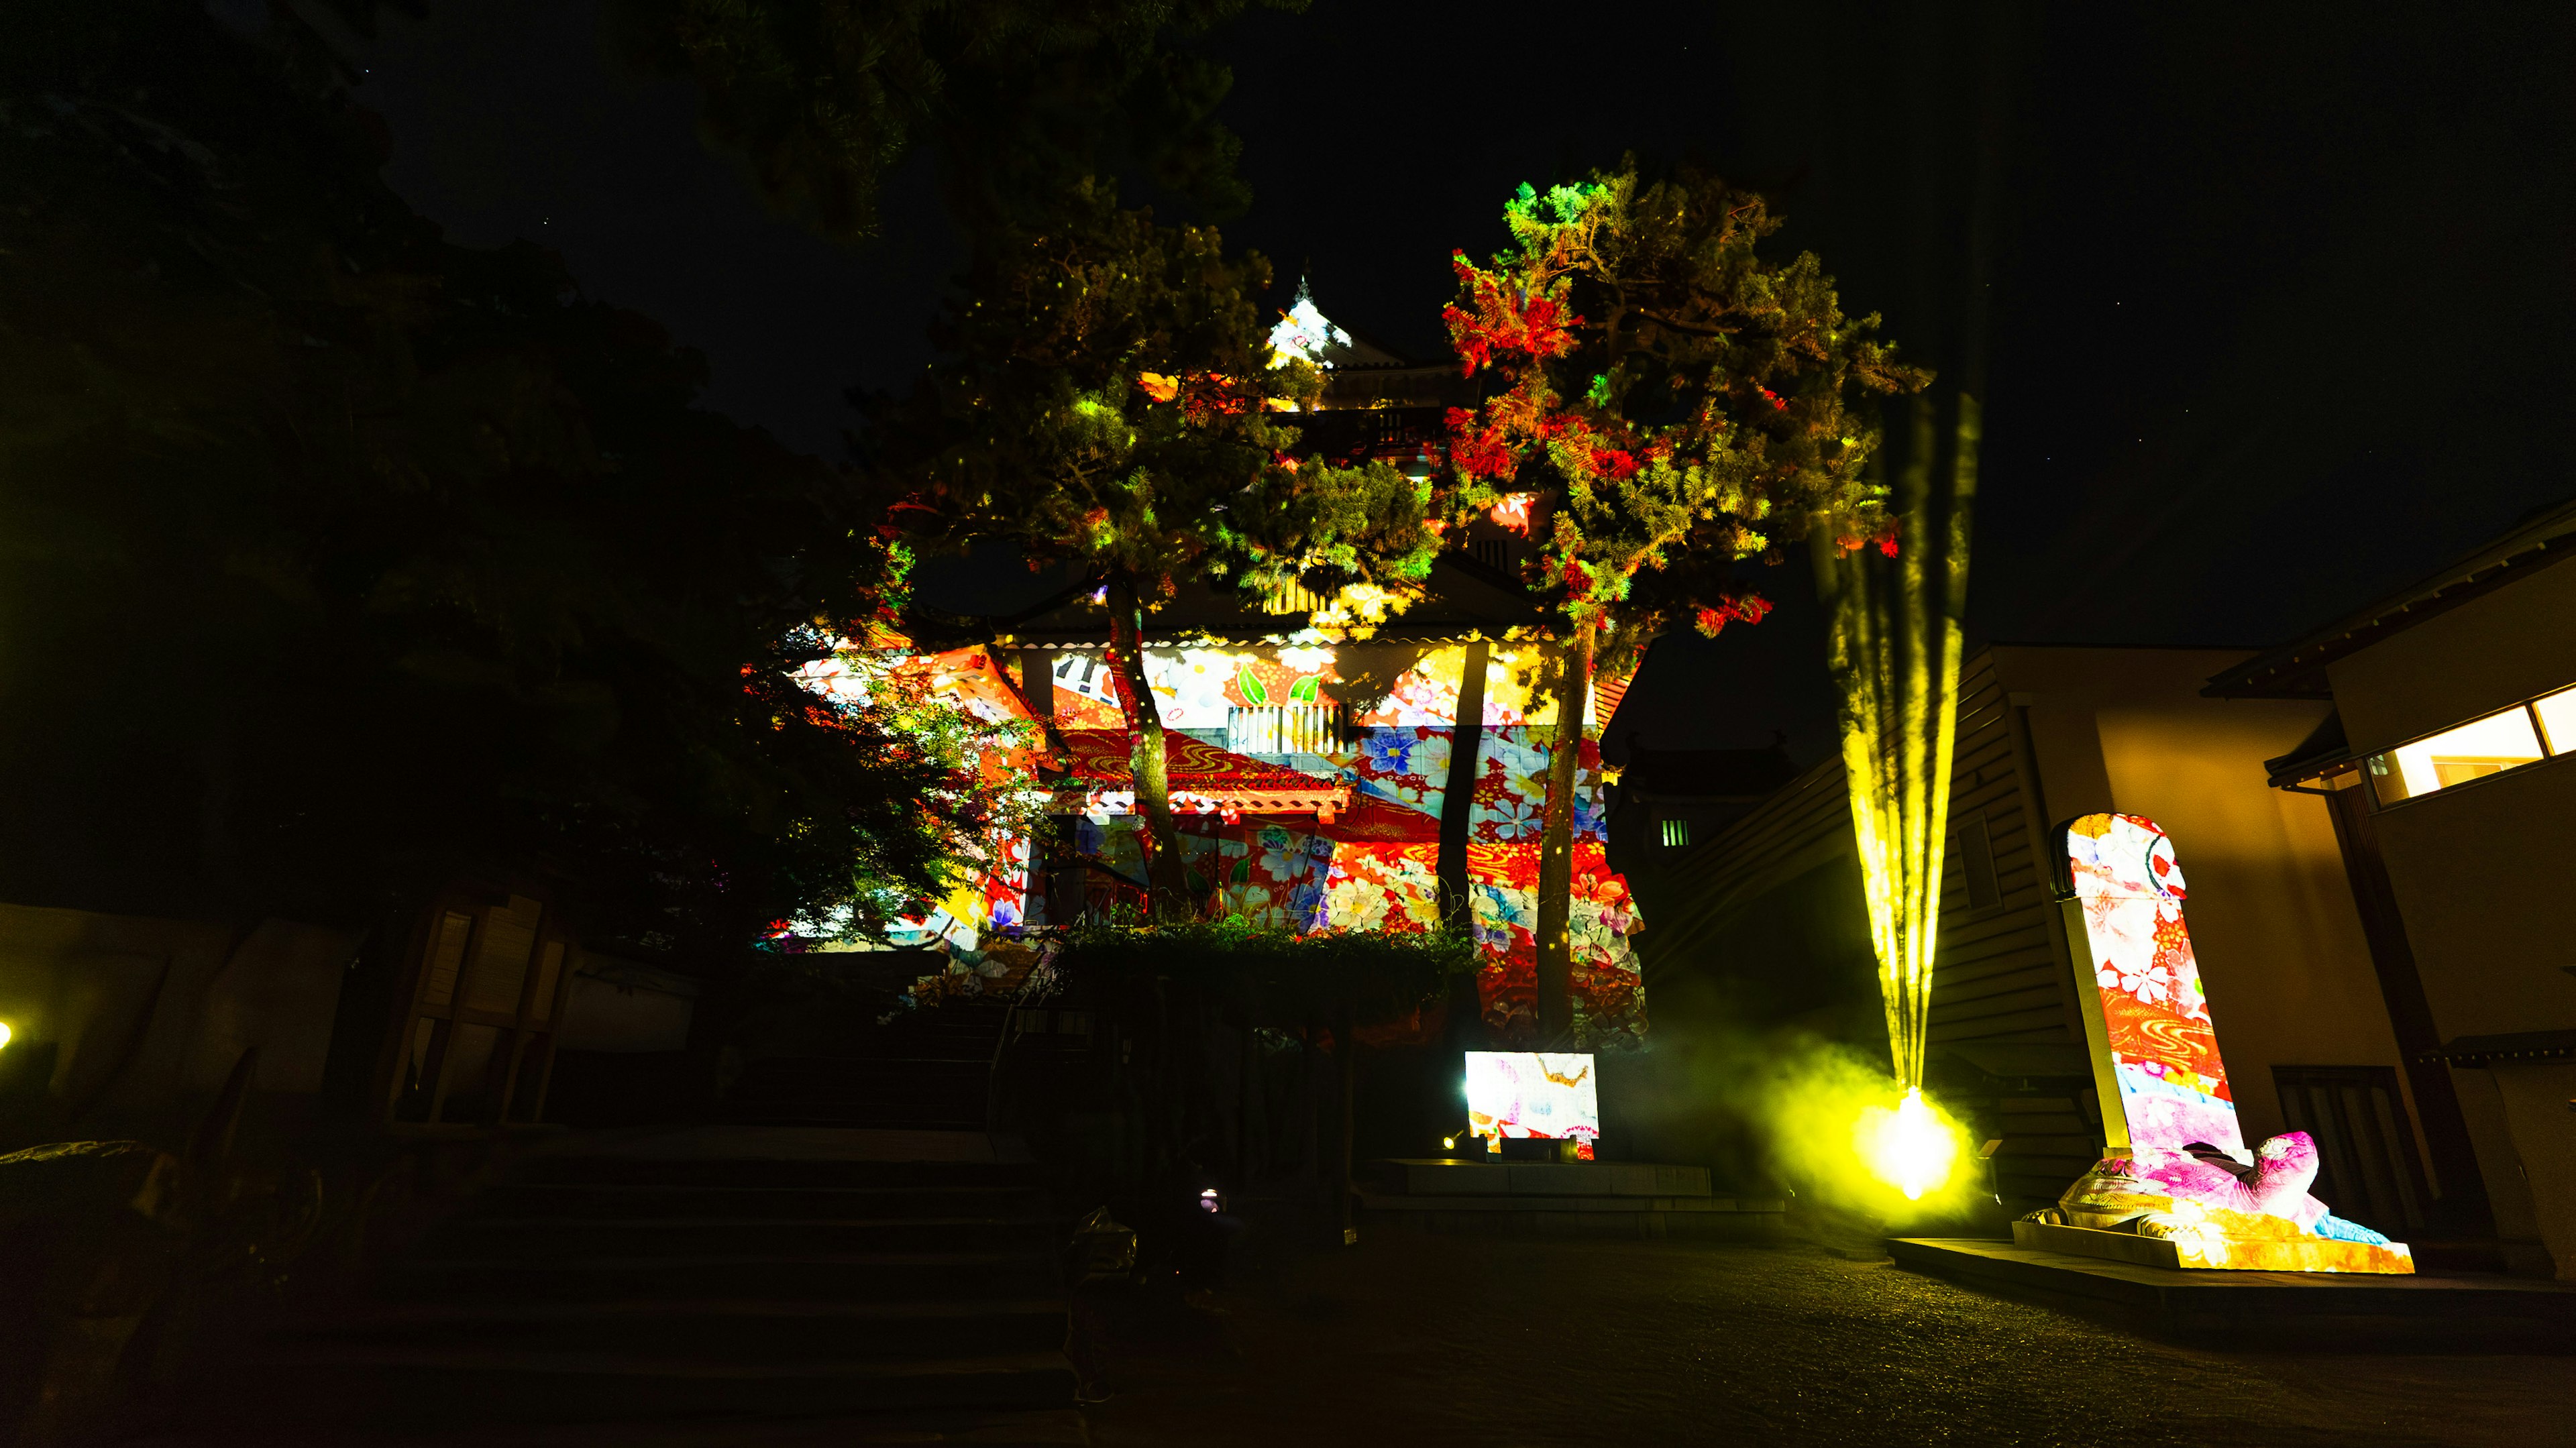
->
xmin=1441 ymin=162 xmax=1929 ymax=1040
xmin=877 ymin=180 xmax=1441 ymax=916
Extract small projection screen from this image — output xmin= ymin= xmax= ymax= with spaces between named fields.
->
xmin=1464 ymin=1052 xmax=1601 ymax=1152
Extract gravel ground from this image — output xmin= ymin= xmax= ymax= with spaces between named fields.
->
xmin=1080 ymin=1232 xmax=2576 ymax=1448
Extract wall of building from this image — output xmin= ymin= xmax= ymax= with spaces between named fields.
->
xmin=1926 ymin=652 xmax=2078 ymax=1054
xmin=0 ymin=904 xmax=356 ymax=1149
xmin=1615 ymin=755 xmax=1871 ymax=1178
xmin=2489 ymin=1061 xmax=2576 ymax=1272
xmin=1990 ymin=647 xmax=2422 ymax=1160
xmin=2327 ymin=553 xmax=2576 ymax=1041
xmin=558 ymin=957 xmax=700 ymax=1054
xmin=2367 ymin=763 xmax=2576 ymax=1041
xmin=1634 ymin=761 xmax=1874 ymax=1039
xmin=2329 ymin=553 xmax=2576 ymax=751
xmin=2322 ymin=556 xmax=2576 ymax=1274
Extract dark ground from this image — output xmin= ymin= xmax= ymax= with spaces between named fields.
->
xmin=1081 ymin=1231 xmax=2576 ymax=1448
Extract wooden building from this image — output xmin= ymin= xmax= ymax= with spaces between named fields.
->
xmin=1645 ymin=644 xmax=2447 ymax=1235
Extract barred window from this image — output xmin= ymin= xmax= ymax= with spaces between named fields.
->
xmin=1228 ymin=705 xmax=1340 ymax=757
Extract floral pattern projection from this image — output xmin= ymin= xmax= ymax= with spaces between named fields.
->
xmin=1039 ymin=638 xmax=1648 ymax=1048
xmin=2057 ymin=813 xmax=2413 ymax=1272
xmin=2063 ymin=813 xmax=2240 ymax=1158
xmin=806 ymin=636 xmax=1646 ymax=1044
xmin=1465 ymin=1050 xmax=1602 ymax=1154
xmin=795 ymin=643 xmax=1040 ymax=966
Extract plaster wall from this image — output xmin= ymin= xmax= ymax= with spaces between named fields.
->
xmin=2329 ymin=554 xmax=2576 ymax=752
xmin=0 ymin=903 xmax=356 ymax=1141
xmin=2323 ymin=558 xmax=2576 ymax=1040
xmin=1986 ymin=648 xmax=2423 ymax=1164
xmin=2488 ymin=1061 xmax=2576 ymax=1279
xmin=558 ymin=957 xmax=699 ymax=1054
xmin=2451 ymin=1064 xmax=2548 ymax=1247
xmin=2318 ymin=561 xmax=2576 ymax=1273
xmin=2363 ymin=761 xmax=2576 ymax=1040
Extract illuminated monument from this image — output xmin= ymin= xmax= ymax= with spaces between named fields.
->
xmin=2024 ymin=813 xmax=2416 ymax=1273
xmin=812 ymin=289 xmax=1648 ymax=1049
xmin=833 ymin=630 xmax=1646 ymax=1048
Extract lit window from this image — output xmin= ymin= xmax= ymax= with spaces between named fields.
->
xmin=2536 ymin=685 xmax=2576 ymax=755
xmin=2367 ymin=706 xmax=2545 ymax=804
xmin=1660 ymin=818 xmax=1692 ymax=848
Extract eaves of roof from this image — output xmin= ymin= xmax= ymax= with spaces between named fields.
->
xmin=2204 ymin=494 xmax=2576 ymax=700
xmin=905 ymin=552 xmax=1548 ymax=649
xmin=2261 ymin=707 xmax=2355 ymax=789
xmin=2420 ymin=1029 xmax=2576 ymax=1068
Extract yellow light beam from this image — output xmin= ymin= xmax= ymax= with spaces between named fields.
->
xmin=1815 ymin=394 xmax=1978 ymax=1097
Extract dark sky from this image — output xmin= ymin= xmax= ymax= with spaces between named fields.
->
xmin=320 ymin=1 xmax=2576 ymax=764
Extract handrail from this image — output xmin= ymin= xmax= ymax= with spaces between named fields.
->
xmin=983 ymin=930 xmax=1067 ymax=1133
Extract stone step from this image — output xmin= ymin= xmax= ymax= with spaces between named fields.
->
xmin=233 ymin=1345 xmax=1079 ymax=1424
xmin=729 ymin=1063 xmax=996 ymax=1100
xmin=720 ymin=1080 xmax=989 ymax=1102
xmin=386 ymin=1251 xmax=1059 ymax=1304
xmin=720 ymin=1088 xmax=992 ymax=1114
xmin=474 ymin=1182 xmax=1045 ymax=1221
xmin=126 ymin=1408 xmax=1093 ymax=1447
xmin=271 ymin=1297 xmax=1070 ymax=1361
xmin=425 ymin=1217 xmax=1056 ymax=1259
xmin=720 ymin=1103 xmax=991 ymax=1130
xmin=509 ymin=1156 xmax=1034 ymax=1190
xmin=737 ymin=1054 xmax=1000 ymax=1077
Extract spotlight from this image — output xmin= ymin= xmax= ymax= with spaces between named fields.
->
xmin=1858 ymin=1087 xmax=1959 ymax=1202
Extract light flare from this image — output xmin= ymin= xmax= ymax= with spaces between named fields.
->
xmin=1814 ymin=395 xmax=1977 ymax=1093
xmin=1856 ymin=1087 xmax=1961 ymax=1202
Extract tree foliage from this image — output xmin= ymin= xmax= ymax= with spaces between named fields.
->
xmin=1057 ymin=917 xmax=1472 ymax=1032
xmin=1443 ymin=163 xmax=1931 ymax=671
xmin=881 ymin=181 xmax=1439 ymax=608
xmin=873 ymin=180 xmax=1439 ymax=911
xmin=610 ymin=0 xmax=1304 ymax=241
xmin=0 ymin=0 xmax=998 ymax=952
xmin=1440 ymin=162 xmax=1929 ymax=1039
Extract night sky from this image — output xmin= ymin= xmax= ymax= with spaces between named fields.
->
xmin=321 ymin=1 xmax=2576 ymax=764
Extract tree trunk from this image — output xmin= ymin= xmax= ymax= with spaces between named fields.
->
xmin=1534 ymin=623 xmax=1593 ymax=1045
xmin=1235 ymin=1012 xmax=1257 ymax=1192
xmin=1435 ymin=638 xmax=1491 ymax=927
xmin=1334 ymin=1007 xmax=1358 ymax=1244
xmin=1105 ymin=571 xmax=1190 ymax=917
xmin=1298 ymin=1021 xmax=1319 ymax=1187
xmin=1152 ymin=976 xmax=1172 ymax=1178
xmin=1439 ymin=639 xmax=1495 ymax=1052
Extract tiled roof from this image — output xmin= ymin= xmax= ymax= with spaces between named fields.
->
xmin=1052 ymin=728 xmax=1352 ymax=820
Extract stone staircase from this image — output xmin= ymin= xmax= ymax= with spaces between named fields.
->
xmin=725 ymin=1002 xmax=1014 ymax=1130
xmin=147 ymin=1130 xmax=1085 ymax=1445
